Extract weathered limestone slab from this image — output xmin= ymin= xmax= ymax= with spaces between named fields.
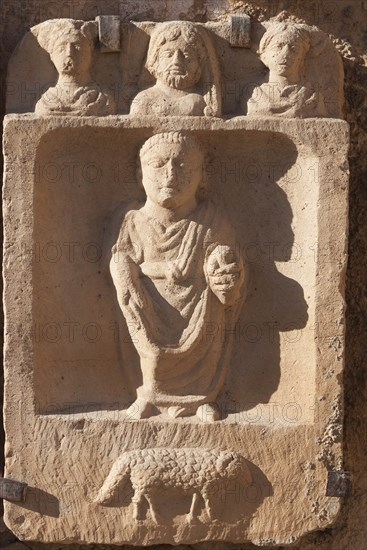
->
xmin=3 ymin=113 xmax=348 ymax=545
xmin=3 ymin=9 xmax=349 ymax=546
xmin=6 ymin=18 xmax=344 ymax=118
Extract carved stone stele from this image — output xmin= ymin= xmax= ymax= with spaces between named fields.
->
xmin=6 ymin=18 xmax=344 ymax=118
xmin=31 ymin=19 xmax=116 ymax=116
xmin=3 ymin=114 xmax=349 ymax=545
xmin=3 ymin=11 xmax=348 ymax=549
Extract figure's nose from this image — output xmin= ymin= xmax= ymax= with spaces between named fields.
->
xmin=282 ymin=44 xmax=294 ymax=57
xmin=65 ymin=44 xmax=73 ymax=57
xmin=165 ymin=159 xmax=177 ymax=182
xmin=166 ymin=159 xmax=175 ymax=175
xmin=171 ymin=50 xmax=184 ymax=64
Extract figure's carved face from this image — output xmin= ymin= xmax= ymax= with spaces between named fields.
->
xmin=50 ymin=36 xmax=92 ymax=77
xmin=261 ymin=32 xmax=306 ymax=78
xmin=154 ymin=36 xmax=202 ymax=90
xmin=141 ymin=142 xmax=203 ymax=209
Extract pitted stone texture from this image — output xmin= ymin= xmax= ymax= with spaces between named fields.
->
xmin=0 ymin=2 xmax=366 ymax=550
xmin=3 ymin=115 xmax=348 ymax=545
xmin=246 ymin=22 xmax=344 ymax=118
xmin=110 ymin=131 xmax=246 ymax=420
xmin=31 ymin=19 xmax=116 ymax=116
xmin=7 ymin=18 xmax=343 ymax=118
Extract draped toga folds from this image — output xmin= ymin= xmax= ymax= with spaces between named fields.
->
xmin=111 ymin=200 xmax=244 ymax=414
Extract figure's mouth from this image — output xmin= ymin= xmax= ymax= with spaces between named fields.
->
xmin=63 ymin=60 xmax=74 ymax=71
xmin=167 ymin=66 xmax=186 ymax=76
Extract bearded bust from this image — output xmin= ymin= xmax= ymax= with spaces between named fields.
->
xmin=130 ymin=21 xmax=221 ymax=117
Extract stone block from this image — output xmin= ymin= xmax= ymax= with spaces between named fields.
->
xmin=3 ymin=114 xmax=349 ymax=545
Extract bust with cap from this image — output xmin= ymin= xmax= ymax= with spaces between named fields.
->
xmin=32 ymin=19 xmax=116 ymax=116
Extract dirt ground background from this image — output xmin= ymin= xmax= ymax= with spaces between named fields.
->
xmin=0 ymin=1 xmax=366 ymax=549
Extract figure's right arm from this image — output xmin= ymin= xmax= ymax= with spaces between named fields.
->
xmin=110 ymin=253 xmax=146 ymax=309
xmin=109 ymin=215 xmax=146 ymax=310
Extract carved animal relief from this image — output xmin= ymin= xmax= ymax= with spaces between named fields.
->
xmin=3 ymin=11 xmax=348 ymax=548
xmin=95 ymin=448 xmax=252 ymax=523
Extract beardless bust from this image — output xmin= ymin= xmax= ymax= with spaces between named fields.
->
xmin=247 ymin=23 xmax=326 ymax=118
xmin=32 ymin=19 xmax=116 ymax=116
xmin=110 ymin=132 xmax=247 ymax=421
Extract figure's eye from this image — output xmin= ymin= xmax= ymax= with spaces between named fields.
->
xmin=148 ymin=159 xmax=166 ymax=168
xmin=162 ymin=50 xmax=174 ymax=58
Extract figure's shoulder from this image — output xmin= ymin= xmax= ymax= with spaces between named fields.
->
xmin=112 ymin=203 xmax=144 ymax=253
xmin=35 ymin=87 xmax=60 ymax=114
xmin=130 ymin=87 xmax=159 ymax=114
xmin=248 ymin=82 xmax=272 ymax=101
xmin=246 ymin=83 xmax=271 ymax=115
xmin=123 ymin=204 xmax=152 ymax=235
xmin=121 ymin=203 xmax=144 ymax=223
xmin=133 ymin=86 xmax=157 ymax=99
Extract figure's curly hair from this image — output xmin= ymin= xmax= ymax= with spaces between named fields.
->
xmin=146 ymin=21 xmax=207 ymax=77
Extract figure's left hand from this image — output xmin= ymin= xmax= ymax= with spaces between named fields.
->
xmin=206 ymin=246 xmax=244 ymax=306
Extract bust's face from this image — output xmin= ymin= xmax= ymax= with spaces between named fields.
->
xmin=50 ymin=36 xmax=92 ymax=77
xmin=141 ymin=141 xmax=202 ymax=209
xmin=153 ymin=35 xmax=202 ymax=90
xmin=261 ymin=32 xmax=306 ymax=78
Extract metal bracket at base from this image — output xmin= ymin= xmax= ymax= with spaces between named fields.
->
xmin=326 ymin=471 xmax=351 ymax=497
xmin=0 ymin=478 xmax=27 ymax=502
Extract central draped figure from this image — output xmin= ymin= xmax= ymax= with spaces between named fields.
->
xmin=111 ymin=132 xmax=247 ymax=421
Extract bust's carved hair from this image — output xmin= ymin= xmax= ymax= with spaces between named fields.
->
xmin=31 ymin=19 xmax=97 ymax=54
xmin=146 ymin=21 xmax=207 ymax=76
xmin=139 ymin=132 xmax=207 ymax=198
xmin=259 ymin=23 xmax=311 ymax=60
xmin=140 ymin=131 xmax=204 ymax=159
xmin=144 ymin=21 xmax=222 ymax=117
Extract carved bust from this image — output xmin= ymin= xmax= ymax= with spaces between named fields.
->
xmin=247 ymin=23 xmax=327 ymax=118
xmin=130 ymin=21 xmax=221 ymax=116
xmin=110 ymin=132 xmax=246 ymax=421
xmin=32 ymin=19 xmax=116 ymax=116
